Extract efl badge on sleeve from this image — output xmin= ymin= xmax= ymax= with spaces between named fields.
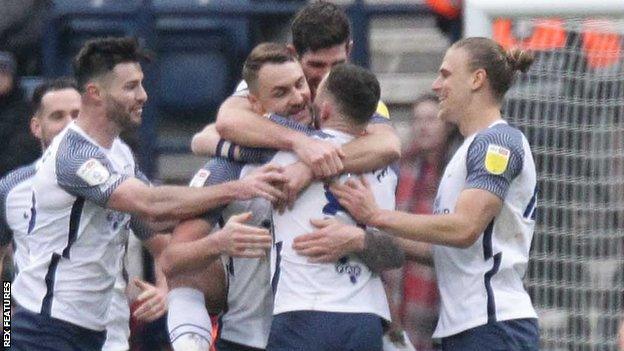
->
xmin=77 ymin=158 xmax=111 ymax=186
xmin=484 ymin=144 xmax=510 ymax=175
xmin=189 ymin=169 xmax=210 ymax=188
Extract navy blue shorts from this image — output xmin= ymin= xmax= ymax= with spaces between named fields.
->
xmin=11 ymin=306 xmax=107 ymax=351
xmin=216 ymin=337 xmax=265 ymax=351
xmin=440 ymin=318 xmax=539 ymax=351
xmin=266 ymin=310 xmax=383 ymax=351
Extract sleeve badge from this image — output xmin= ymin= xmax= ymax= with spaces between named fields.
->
xmin=484 ymin=144 xmax=510 ymax=175
xmin=189 ymin=169 xmax=210 ymax=188
xmin=77 ymin=158 xmax=111 ymax=186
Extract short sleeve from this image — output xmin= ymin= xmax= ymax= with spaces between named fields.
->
xmin=236 ymin=114 xmax=316 ymax=163
xmin=188 ymin=158 xmax=244 ymax=225
xmin=465 ymin=125 xmax=525 ymax=200
xmin=130 ymin=216 xmax=154 ymax=241
xmin=135 ymin=169 xmax=150 ymax=185
xmin=56 ymin=131 xmax=129 ymax=207
xmin=0 ymin=165 xmax=36 ymax=246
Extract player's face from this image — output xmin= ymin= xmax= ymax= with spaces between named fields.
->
xmin=103 ymin=62 xmax=147 ymax=130
xmin=0 ymin=71 xmax=13 ymax=97
xmin=33 ymin=88 xmax=81 ymax=148
xmin=432 ymin=47 xmax=473 ymax=124
xmin=252 ymin=61 xmax=311 ymax=123
xmin=299 ymin=43 xmax=349 ymax=97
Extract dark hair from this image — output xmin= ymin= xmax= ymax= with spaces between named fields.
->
xmin=291 ymin=1 xmax=351 ymax=56
xmin=323 ymin=63 xmax=380 ymax=125
xmin=73 ymin=37 xmax=150 ymax=92
xmin=31 ymin=77 xmax=79 ymax=115
xmin=452 ymin=37 xmax=534 ymax=101
xmin=242 ymin=42 xmax=297 ymax=93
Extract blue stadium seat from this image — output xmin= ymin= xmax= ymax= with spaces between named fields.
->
xmin=152 ymin=22 xmax=236 ymax=119
xmin=19 ymin=76 xmax=45 ymax=101
xmin=151 ymin=0 xmax=253 ymax=120
xmin=52 ymin=0 xmax=141 ymax=12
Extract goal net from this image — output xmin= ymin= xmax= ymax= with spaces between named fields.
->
xmin=465 ymin=2 xmax=624 ymax=350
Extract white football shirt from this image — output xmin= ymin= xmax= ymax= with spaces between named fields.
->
xmin=269 ymin=129 xmax=396 ymax=320
xmin=13 ymin=122 xmax=150 ymax=331
xmin=432 ymin=121 xmax=538 ymax=338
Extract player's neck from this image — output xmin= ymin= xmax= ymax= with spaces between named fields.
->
xmin=458 ymin=104 xmax=502 ymax=137
xmin=321 ymin=117 xmax=365 ymax=137
xmin=75 ymin=107 xmax=119 ymax=149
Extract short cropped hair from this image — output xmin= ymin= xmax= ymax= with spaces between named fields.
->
xmin=31 ymin=77 xmax=79 ymax=115
xmin=291 ymin=1 xmax=351 ymax=56
xmin=242 ymin=42 xmax=297 ymax=93
xmin=323 ymin=63 xmax=380 ymax=126
xmin=73 ymin=36 xmax=150 ymax=92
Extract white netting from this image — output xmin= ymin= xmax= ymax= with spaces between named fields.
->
xmin=501 ymin=17 xmax=624 ymax=351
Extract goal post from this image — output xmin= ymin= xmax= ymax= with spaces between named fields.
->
xmin=463 ymin=2 xmax=624 ymax=350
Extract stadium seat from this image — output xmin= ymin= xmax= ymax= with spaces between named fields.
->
xmin=153 ymin=29 xmax=233 ymax=117
xmin=19 ymin=76 xmax=45 ymax=101
xmin=151 ymin=0 xmax=253 ymax=120
xmin=52 ymin=0 xmax=141 ymax=12
xmin=44 ymin=2 xmax=139 ymax=76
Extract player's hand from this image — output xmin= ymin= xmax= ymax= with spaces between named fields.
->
xmin=293 ymin=218 xmax=365 ymax=263
xmin=292 ymin=136 xmax=345 ymax=179
xmin=132 ymin=278 xmax=168 ymax=323
xmin=236 ymin=164 xmax=287 ymax=203
xmin=190 ymin=123 xmax=221 ymax=156
xmin=329 ymin=176 xmax=380 ymax=226
xmin=275 ymin=161 xmax=314 ymax=213
xmin=216 ymin=212 xmax=272 ymax=258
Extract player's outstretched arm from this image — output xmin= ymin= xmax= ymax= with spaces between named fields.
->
xmin=293 ymin=218 xmax=405 ymax=272
xmin=159 ymin=212 xmax=272 ymax=277
xmin=211 ymin=96 xmax=344 ymax=178
xmin=107 ymin=165 xmax=287 ymax=221
xmin=330 ymin=178 xmax=503 ymax=248
xmin=341 ymin=123 xmax=401 ymax=174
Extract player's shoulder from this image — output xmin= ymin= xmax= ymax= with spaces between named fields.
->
xmin=0 ymin=163 xmax=37 ymax=197
xmin=56 ymin=127 xmax=107 ymax=164
xmin=472 ymin=122 xmax=525 ymax=153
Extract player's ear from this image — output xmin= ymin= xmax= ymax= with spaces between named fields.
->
xmin=84 ymin=82 xmax=103 ymax=103
xmin=472 ymin=68 xmax=487 ymax=91
xmin=30 ymin=116 xmax=42 ymax=140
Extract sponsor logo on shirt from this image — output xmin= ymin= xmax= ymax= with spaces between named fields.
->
xmin=335 ymin=256 xmax=361 ymax=284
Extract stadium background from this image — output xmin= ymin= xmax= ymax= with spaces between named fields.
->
xmin=1 ymin=0 xmax=623 ymax=350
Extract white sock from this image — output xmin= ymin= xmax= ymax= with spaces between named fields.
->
xmin=167 ymin=287 xmax=212 ymax=351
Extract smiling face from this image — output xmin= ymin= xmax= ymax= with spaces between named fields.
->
xmin=432 ymin=47 xmax=475 ymax=125
xmin=101 ymin=62 xmax=147 ymax=130
xmin=298 ymin=43 xmax=350 ymax=98
xmin=32 ymin=88 xmax=81 ymax=148
xmin=250 ymin=61 xmax=311 ymax=124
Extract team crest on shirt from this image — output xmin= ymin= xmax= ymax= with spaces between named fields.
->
xmin=77 ymin=158 xmax=110 ymax=186
xmin=189 ymin=169 xmax=210 ymax=188
xmin=484 ymin=144 xmax=510 ymax=175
